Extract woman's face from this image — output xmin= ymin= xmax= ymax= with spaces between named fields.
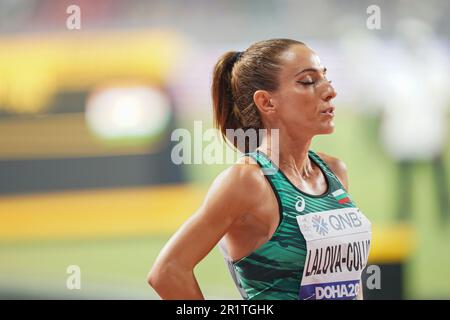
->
xmin=270 ymin=44 xmax=337 ymax=136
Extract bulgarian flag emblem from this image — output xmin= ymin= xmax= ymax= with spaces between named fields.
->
xmin=332 ymin=189 xmax=351 ymax=204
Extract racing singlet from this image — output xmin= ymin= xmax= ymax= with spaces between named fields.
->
xmin=219 ymin=150 xmax=372 ymax=300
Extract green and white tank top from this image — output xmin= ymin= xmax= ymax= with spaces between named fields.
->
xmin=219 ymin=150 xmax=372 ymax=300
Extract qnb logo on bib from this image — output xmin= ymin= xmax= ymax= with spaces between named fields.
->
xmin=296 ymin=208 xmax=372 ymax=300
xmin=312 ymin=215 xmax=328 ymax=236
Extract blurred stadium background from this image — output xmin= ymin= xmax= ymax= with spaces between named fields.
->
xmin=0 ymin=0 xmax=449 ymax=299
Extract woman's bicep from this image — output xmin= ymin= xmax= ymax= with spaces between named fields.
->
xmin=155 ymin=203 xmax=236 ymax=272
xmin=152 ymin=166 xmax=255 ymax=272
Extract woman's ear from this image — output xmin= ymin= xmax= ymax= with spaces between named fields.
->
xmin=253 ymin=90 xmax=276 ymax=115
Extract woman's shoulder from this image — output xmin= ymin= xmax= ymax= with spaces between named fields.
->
xmin=205 ymin=157 xmax=270 ymax=214
xmin=215 ymin=154 xmax=267 ymax=191
xmin=315 ymin=151 xmax=349 ymax=190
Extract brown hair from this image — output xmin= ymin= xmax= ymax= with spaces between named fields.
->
xmin=211 ymin=38 xmax=304 ymax=152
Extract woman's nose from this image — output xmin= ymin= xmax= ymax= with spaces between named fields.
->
xmin=321 ymin=82 xmax=337 ymax=102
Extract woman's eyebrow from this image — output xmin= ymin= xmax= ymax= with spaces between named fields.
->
xmin=294 ymin=67 xmax=327 ymax=77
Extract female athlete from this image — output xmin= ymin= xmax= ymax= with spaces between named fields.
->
xmin=148 ymin=38 xmax=372 ymax=300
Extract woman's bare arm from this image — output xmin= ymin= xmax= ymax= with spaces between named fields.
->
xmin=147 ymin=161 xmax=263 ymax=299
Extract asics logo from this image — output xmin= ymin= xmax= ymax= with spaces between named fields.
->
xmin=295 ymin=196 xmax=306 ymax=212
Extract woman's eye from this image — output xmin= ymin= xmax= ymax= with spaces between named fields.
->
xmin=298 ymin=81 xmax=315 ymax=85
xmin=297 ymin=78 xmax=332 ymax=86
xmin=297 ymin=75 xmax=315 ymax=85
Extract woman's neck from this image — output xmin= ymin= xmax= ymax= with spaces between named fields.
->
xmin=257 ymin=128 xmax=314 ymax=179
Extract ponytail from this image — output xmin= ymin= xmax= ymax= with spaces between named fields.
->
xmin=211 ymin=51 xmax=242 ymax=140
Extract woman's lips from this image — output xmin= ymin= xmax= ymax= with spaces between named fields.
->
xmin=320 ymin=106 xmax=335 ymax=117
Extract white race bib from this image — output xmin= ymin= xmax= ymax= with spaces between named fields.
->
xmin=296 ymin=207 xmax=372 ymax=300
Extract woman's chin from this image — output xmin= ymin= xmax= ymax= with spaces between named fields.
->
xmin=317 ymin=123 xmax=335 ymax=135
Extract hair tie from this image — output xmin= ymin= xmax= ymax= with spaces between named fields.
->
xmin=232 ymin=51 xmax=243 ymax=65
